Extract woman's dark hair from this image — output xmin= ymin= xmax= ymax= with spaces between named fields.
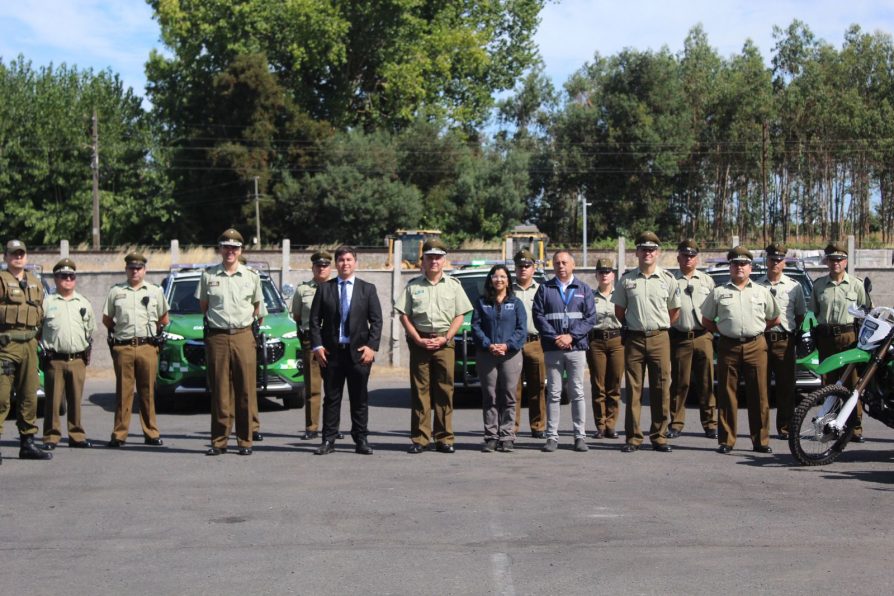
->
xmin=483 ymin=264 xmax=514 ymax=304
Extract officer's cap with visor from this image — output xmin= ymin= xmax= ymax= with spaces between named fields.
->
xmin=727 ymin=246 xmax=754 ymax=264
xmin=635 ymin=231 xmax=660 ymax=249
xmin=124 ymin=252 xmax=147 ymax=268
xmin=219 ymin=228 xmax=244 ymax=248
xmin=824 ymin=241 xmax=847 ymax=261
xmin=422 ymin=238 xmax=448 ymax=256
xmin=311 ymin=250 xmax=333 ymax=267
xmin=513 ymin=249 xmax=535 ymax=268
xmin=677 ymin=239 xmax=698 ymax=256
xmin=53 ymin=258 xmax=77 ymax=274
xmin=765 ymin=242 xmax=787 ymax=259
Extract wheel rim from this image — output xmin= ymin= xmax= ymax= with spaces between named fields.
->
xmin=795 ymin=395 xmax=847 ymax=459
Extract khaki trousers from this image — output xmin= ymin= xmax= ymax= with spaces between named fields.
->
xmin=513 ymin=338 xmax=546 ymax=433
xmin=587 ymin=335 xmax=624 ymax=433
xmin=669 ymin=332 xmax=716 ymax=432
xmin=206 ymin=328 xmax=256 ymax=449
xmin=816 ymin=330 xmax=862 ymax=433
xmin=0 ymin=338 xmax=40 ymax=436
xmin=716 ymin=336 xmax=769 ymax=448
xmin=766 ymin=333 xmax=796 ymax=435
xmin=623 ymin=331 xmax=671 ymax=446
xmin=303 ymin=344 xmax=322 ymax=431
xmin=111 ymin=343 xmax=160 ymax=441
xmin=42 ymin=357 xmax=88 ymax=444
xmin=409 ymin=341 xmax=455 ymax=446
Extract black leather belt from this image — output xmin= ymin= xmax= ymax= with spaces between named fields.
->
xmin=669 ymin=328 xmax=709 ymax=340
xmin=48 ymin=351 xmax=87 ymax=361
xmin=207 ymin=326 xmax=251 ymax=335
xmin=589 ymin=329 xmax=621 ymax=341
xmin=719 ymin=334 xmax=761 ymax=344
xmin=0 ymin=325 xmax=35 ymax=332
xmin=627 ymin=329 xmax=668 ymax=338
xmin=337 ymin=344 xmax=351 ymax=350
xmin=417 ymin=331 xmax=447 ymax=339
xmin=764 ymin=331 xmax=792 ymax=343
xmin=113 ymin=337 xmax=152 ymax=346
xmin=526 ymin=334 xmax=540 ymax=343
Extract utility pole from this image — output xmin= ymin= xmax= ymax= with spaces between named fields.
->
xmin=579 ymin=190 xmax=591 ymax=267
xmin=91 ymin=109 xmax=100 ymax=250
xmin=254 ymin=176 xmax=261 ymax=248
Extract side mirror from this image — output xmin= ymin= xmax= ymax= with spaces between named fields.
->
xmin=281 ymin=283 xmax=296 ymax=301
xmin=864 ymin=276 xmax=872 ymax=296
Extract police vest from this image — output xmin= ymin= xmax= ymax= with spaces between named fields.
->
xmin=0 ymin=270 xmax=44 ymax=329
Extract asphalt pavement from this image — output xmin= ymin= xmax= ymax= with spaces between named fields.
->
xmin=1 ymin=370 xmax=892 ymax=595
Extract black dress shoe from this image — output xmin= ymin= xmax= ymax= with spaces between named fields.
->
xmin=778 ymin=432 xmax=789 ymax=440
xmin=666 ymin=429 xmax=681 ymax=439
xmin=42 ymin=443 xmax=57 ymax=451
xmin=852 ymin=435 xmax=866 ymax=443
xmin=337 ymin=432 xmax=344 ymax=440
xmin=205 ymin=447 xmax=226 ymax=456
xmin=705 ymin=430 xmax=718 ymax=439
xmin=69 ymin=439 xmax=92 ymax=448
xmin=717 ymin=445 xmax=732 ymax=454
xmin=604 ymin=429 xmax=619 ymax=439
xmin=314 ymin=441 xmax=335 ymax=455
xmin=531 ymin=430 xmax=545 ymax=439
xmin=252 ymin=432 xmax=264 ymax=442
xmin=238 ymin=447 xmax=252 ymax=456
xmin=301 ymin=430 xmax=319 ymax=440
xmin=621 ymin=444 xmax=639 ymax=453
xmin=407 ymin=443 xmax=425 ymax=454
xmin=144 ymin=437 xmax=164 ymax=446
xmin=653 ymin=444 xmax=672 ymax=453
xmin=753 ymin=445 xmax=773 ymax=454
xmin=355 ymin=442 xmax=373 ymax=455
xmin=436 ymin=442 xmax=455 ymax=454
xmin=592 ymin=429 xmax=604 ymax=439
xmin=107 ymin=438 xmax=124 ymax=448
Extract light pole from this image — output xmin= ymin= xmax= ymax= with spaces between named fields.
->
xmin=579 ymin=191 xmax=591 ymax=267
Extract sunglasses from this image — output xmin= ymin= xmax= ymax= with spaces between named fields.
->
xmin=55 ymin=273 xmax=76 ymax=280
xmin=639 ymin=247 xmax=657 ymax=253
xmin=126 ymin=265 xmax=145 ymax=271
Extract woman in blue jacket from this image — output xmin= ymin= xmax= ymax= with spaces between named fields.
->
xmin=471 ymin=264 xmax=527 ymax=452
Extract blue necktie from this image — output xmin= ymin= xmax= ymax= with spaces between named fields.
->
xmin=340 ymin=280 xmax=350 ymax=338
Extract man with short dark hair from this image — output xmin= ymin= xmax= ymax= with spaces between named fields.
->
xmin=103 ymin=252 xmax=169 ymax=448
xmin=310 ymin=246 xmax=382 ymax=455
xmin=41 ymin=258 xmax=96 ymax=450
xmin=0 ymin=239 xmax=53 ymax=463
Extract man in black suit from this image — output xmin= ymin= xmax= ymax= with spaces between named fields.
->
xmin=310 ymin=246 xmax=383 ymax=455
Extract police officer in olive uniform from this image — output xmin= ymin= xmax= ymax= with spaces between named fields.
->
xmin=199 ymin=229 xmax=264 ymax=456
xmin=397 ymin=239 xmax=473 ymax=454
xmin=586 ymin=258 xmax=624 ymax=439
xmin=238 ymin=254 xmax=266 ymax=443
xmin=613 ymin=232 xmax=681 ymax=453
xmin=809 ymin=241 xmax=871 ymax=442
xmin=757 ymin=242 xmax=806 ymax=439
xmin=103 ymin=252 xmax=169 ymax=448
xmin=291 ymin=251 xmax=333 ymax=440
xmin=702 ymin=246 xmax=780 ymax=454
xmin=668 ymin=239 xmax=717 ymax=439
xmin=511 ymin=249 xmax=547 ymax=439
xmin=40 ymin=258 xmax=96 ymax=449
xmin=0 ymin=239 xmax=52 ymax=463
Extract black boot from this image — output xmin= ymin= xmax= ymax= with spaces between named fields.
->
xmin=19 ymin=435 xmax=52 ymax=460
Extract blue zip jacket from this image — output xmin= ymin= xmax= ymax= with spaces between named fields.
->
xmin=532 ymin=275 xmax=596 ymax=351
xmin=471 ymin=295 xmax=527 ymax=353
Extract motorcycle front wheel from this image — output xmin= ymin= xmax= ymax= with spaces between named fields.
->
xmin=789 ymin=385 xmax=854 ymax=466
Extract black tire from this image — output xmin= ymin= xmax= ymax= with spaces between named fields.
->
xmin=789 ymin=385 xmax=854 ymax=466
xmin=282 ymin=389 xmax=305 ymax=409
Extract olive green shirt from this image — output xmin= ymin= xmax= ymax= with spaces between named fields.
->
xmin=612 ymin=267 xmax=681 ymax=331
xmin=197 ymin=264 xmax=263 ymax=330
xmin=673 ymin=270 xmax=715 ymax=332
xmin=512 ymin=279 xmax=540 ymax=335
xmin=702 ymin=280 xmax=780 ymax=339
xmin=103 ymin=282 xmax=169 ymax=340
xmin=396 ymin=274 xmax=473 ymax=333
xmin=809 ymin=273 xmax=871 ymax=325
xmin=291 ymin=279 xmax=320 ymax=332
xmin=41 ymin=292 xmax=96 ymax=353
xmin=594 ymin=288 xmax=621 ymax=330
xmin=757 ymin=274 xmax=806 ymax=332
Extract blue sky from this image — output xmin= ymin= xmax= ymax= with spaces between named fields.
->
xmin=2 ymin=0 xmax=893 ymax=102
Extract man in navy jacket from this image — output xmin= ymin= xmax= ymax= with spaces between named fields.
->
xmin=532 ymin=250 xmax=595 ymax=452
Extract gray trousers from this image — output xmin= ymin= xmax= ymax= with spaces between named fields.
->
xmin=544 ymin=350 xmax=587 ymax=440
xmin=478 ymin=350 xmax=523 ymax=440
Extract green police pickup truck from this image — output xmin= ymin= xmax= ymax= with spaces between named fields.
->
xmin=155 ymin=264 xmax=305 ymax=409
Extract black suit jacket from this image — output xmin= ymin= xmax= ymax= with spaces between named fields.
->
xmin=309 ymin=277 xmax=383 ymax=364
